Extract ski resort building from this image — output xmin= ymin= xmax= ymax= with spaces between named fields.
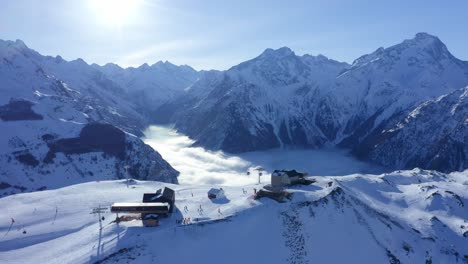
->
xmin=110 ymin=186 xmax=176 ymax=227
xmin=207 ymin=188 xmax=225 ymax=199
xmin=143 ymin=187 xmax=175 ymax=213
xmin=271 ymin=170 xmax=308 ymax=187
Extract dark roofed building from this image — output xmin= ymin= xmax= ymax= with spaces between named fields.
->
xmin=143 ymin=187 xmax=175 ymax=213
xmin=271 ymin=169 xmax=308 ymax=187
xmin=207 ymin=188 xmax=225 ymax=199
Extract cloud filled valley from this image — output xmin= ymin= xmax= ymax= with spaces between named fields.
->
xmin=143 ymin=125 xmax=388 ymax=186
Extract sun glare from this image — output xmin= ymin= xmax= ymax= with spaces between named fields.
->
xmin=89 ymin=0 xmax=142 ymax=27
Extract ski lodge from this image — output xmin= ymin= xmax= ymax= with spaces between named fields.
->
xmin=271 ymin=169 xmax=308 ymax=187
xmin=110 ymin=187 xmax=175 ymax=227
xmin=207 ymin=188 xmax=225 ymax=199
xmin=142 ymin=187 xmax=175 ymax=213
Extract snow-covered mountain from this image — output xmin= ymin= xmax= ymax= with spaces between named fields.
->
xmin=1 ymin=35 xmax=467 ymax=263
xmin=161 ymin=47 xmax=350 ymax=152
xmin=0 ymin=39 xmax=179 ymax=196
xmin=353 ymin=87 xmax=468 ymax=172
xmin=158 ymin=33 xmax=468 ymax=172
xmin=1 ymin=32 xmax=467 ymax=198
xmin=0 ymin=169 xmax=466 ymax=263
xmin=337 ymin=33 xmax=468 ymax=146
xmin=93 ymin=61 xmax=200 ymax=117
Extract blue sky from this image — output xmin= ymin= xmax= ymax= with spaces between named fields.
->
xmin=1 ymin=0 xmax=467 ymax=70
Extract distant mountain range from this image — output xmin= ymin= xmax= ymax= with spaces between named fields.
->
xmin=155 ymin=33 xmax=468 ymax=172
xmin=0 ymin=32 xmax=466 ymax=197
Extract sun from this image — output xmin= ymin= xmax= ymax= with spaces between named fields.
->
xmin=89 ymin=0 xmax=142 ymax=27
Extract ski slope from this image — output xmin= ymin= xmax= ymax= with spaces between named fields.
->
xmin=0 ymin=169 xmax=466 ymax=264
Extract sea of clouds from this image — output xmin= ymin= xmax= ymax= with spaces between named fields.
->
xmin=143 ymin=126 xmax=386 ymax=186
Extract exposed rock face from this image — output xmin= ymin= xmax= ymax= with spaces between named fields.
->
xmin=0 ymin=99 xmax=43 ymax=121
xmin=46 ymin=123 xmax=127 ymax=160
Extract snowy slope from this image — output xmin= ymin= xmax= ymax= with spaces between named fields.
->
xmin=0 ymin=169 xmax=466 ymax=263
xmin=337 ymin=32 xmax=468 ymax=146
xmin=93 ymin=61 xmax=200 ymax=116
xmin=353 ymin=87 xmax=468 ymax=172
xmin=0 ymin=39 xmax=147 ymax=135
xmin=163 ymin=47 xmax=350 ymax=152
xmin=157 ymin=33 xmax=468 ymax=172
xmin=0 ymin=39 xmax=179 ymax=196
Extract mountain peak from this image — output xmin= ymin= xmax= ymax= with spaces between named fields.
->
xmin=408 ymin=32 xmax=445 ymax=48
xmin=260 ymin=47 xmax=295 ymax=58
xmin=70 ymin=58 xmax=88 ymax=66
xmin=414 ymin=32 xmax=438 ymax=41
xmin=0 ymin=39 xmax=29 ymax=53
xmin=152 ymin=60 xmax=177 ymax=68
xmin=138 ymin=63 xmax=150 ymax=70
xmin=404 ymin=32 xmax=452 ymax=60
xmin=102 ymin=62 xmax=123 ymax=71
xmin=352 ymin=33 xmax=453 ymax=66
xmin=14 ymin=39 xmax=28 ymax=49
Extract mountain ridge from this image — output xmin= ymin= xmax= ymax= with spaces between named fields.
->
xmin=0 ymin=38 xmax=180 ymax=197
xmin=1 ymin=32 xmax=467 ymax=177
xmin=152 ymin=33 xmax=468 ymax=172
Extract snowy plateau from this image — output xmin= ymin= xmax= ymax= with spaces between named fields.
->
xmin=0 ymin=170 xmax=467 ymax=263
xmin=0 ymin=32 xmax=467 ymax=264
